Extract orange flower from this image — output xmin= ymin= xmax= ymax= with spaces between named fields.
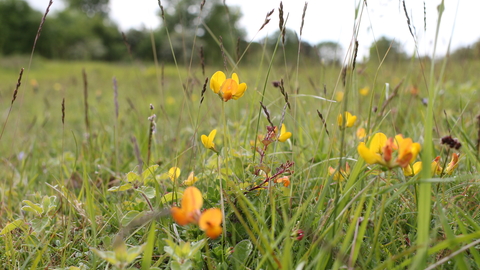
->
xmin=171 ymin=187 xmax=203 ymax=226
xmin=274 ymin=176 xmax=291 ymax=187
xmin=171 ymin=187 xmax=223 ymax=239
xmin=199 ymin=208 xmax=223 ymax=239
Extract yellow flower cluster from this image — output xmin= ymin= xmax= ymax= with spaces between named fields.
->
xmin=358 ymin=133 xmax=421 ymax=169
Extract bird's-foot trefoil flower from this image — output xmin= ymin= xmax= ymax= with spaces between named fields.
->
xmin=357 ymin=133 xmax=421 ymax=169
xmin=201 ymin=129 xmax=218 ymax=153
xmin=210 ymin=71 xmax=247 ymax=102
xmin=183 ymin=171 xmax=199 ymax=186
xmin=168 ymin=167 xmax=181 ymax=182
xmin=171 ymin=186 xmax=223 ymax=239
xmin=337 ymin=111 xmax=357 ymax=128
xmin=328 ymin=162 xmax=351 ymax=181
xmin=277 ymin=124 xmax=292 ymax=142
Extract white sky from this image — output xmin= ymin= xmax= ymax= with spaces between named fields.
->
xmin=26 ymin=0 xmax=479 ymax=58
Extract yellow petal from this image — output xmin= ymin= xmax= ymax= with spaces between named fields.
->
xmin=358 ymin=142 xmax=382 ymax=164
xmin=201 ymin=134 xmax=209 ymax=148
xmin=412 ymin=161 xmax=422 ymax=175
xmin=210 ymin=71 xmax=226 ymax=94
xmin=346 ymin=113 xmax=357 ymax=127
xmin=369 ymin=133 xmax=387 ymax=154
xmin=359 ymin=87 xmax=369 ymax=96
xmin=231 ymin=73 xmax=240 ymax=84
xmin=168 ymin=167 xmax=181 ymax=181
xmin=356 ymin=128 xmax=366 ymax=139
xmin=208 ymin=129 xmax=217 ymax=142
xmin=278 ymin=124 xmax=292 ymax=142
xmin=337 ymin=114 xmax=343 ymax=127
xmin=232 ymin=83 xmax=247 ymax=100
xmin=183 ymin=171 xmax=199 ymax=186
xmin=220 ymin=78 xmax=237 ymax=101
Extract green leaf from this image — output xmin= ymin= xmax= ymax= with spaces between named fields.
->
xmin=121 ymin=210 xmax=144 ymax=226
xmin=160 ymin=191 xmax=183 ymax=204
xmin=31 ymin=217 xmax=50 ymax=233
xmin=0 ymin=219 xmax=25 ymax=235
xmin=22 ymin=200 xmax=43 ymax=215
xmin=126 ymin=244 xmax=146 ymax=263
xmin=108 ymin=183 xmax=133 ymax=192
xmin=230 ymin=240 xmax=252 ymax=267
xmin=127 ymin=171 xmax=141 ymax=183
xmin=138 ymin=186 xmax=156 ymax=199
xmin=91 ymin=248 xmax=119 ymax=265
xmin=142 ymin=165 xmax=159 ymax=182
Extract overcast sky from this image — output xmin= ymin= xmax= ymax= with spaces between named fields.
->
xmin=26 ymin=0 xmax=479 ymax=58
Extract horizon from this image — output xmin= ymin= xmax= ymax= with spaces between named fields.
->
xmin=25 ymin=0 xmax=480 ymax=59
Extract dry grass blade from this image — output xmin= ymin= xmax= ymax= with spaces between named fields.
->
xmin=300 ymin=2 xmax=308 ymax=36
xmin=0 ymin=68 xmax=24 ymax=141
xmin=259 ymin=9 xmax=274 ymax=31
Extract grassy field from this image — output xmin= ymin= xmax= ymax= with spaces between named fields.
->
xmin=1 ymin=6 xmax=480 ymax=270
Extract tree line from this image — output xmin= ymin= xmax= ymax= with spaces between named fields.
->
xmin=2 ymin=0 xmax=474 ymax=64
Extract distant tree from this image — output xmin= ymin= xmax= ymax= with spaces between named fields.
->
xmin=316 ymin=41 xmax=343 ymax=65
xmin=369 ymin=36 xmax=407 ymax=62
xmin=46 ymin=9 xmax=123 ymax=60
xmin=0 ymin=0 xmax=43 ymax=55
xmin=159 ymin=0 xmax=245 ymax=65
xmin=63 ymin=0 xmax=109 ymax=17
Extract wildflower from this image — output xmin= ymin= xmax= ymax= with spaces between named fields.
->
xmin=171 ymin=187 xmax=223 ymax=239
xmin=199 ymin=208 xmax=223 ymax=239
xmin=171 ymin=187 xmax=203 ymax=226
xmin=356 ymin=127 xmax=366 ymax=139
xmin=201 ymin=129 xmax=218 ymax=152
xmin=335 ymin=91 xmax=344 ymax=102
xmin=403 ymin=161 xmax=422 ymax=176
xmin=357 ymin=133 xmax=421 ymax=169
xmin=328 ymin=162 xmax=351 ymax=181
xmin=337 ymin=111 xmax=357 ymax=128
xmin=183 ymin=171 xmax=199 ymax=186
xmin=274 ymin=176 xmax=290 ymax=187
xmin=445 ymin=153 xmax=460 ymax=174
xmin=210 ymin=71 xmax=247 ymax=102
xmin=168 ymin=167 xmax=181 ymax=182
xmin=278 ymin=124 xmax=292 ymax=142
xmin=359 ymin=86 xmax=369 ymax=96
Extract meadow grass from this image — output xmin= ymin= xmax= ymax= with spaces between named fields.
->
xmin=1 ymin=1 xmax=480 ymax=270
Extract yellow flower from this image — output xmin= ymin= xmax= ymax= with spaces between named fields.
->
xmin=168 ymin=167 xmax=181 ymax=182
xmin=199 ymin=208 xmax=223 ymax=239
xmin=210 ymin=71 xmax=247 ymax=102
xmin=201 ymin=129 xmax=218 ymax=152
xmin=357 ymin=133 xmax=421 ymax=169
xmin=356 ymin=127 xmax=366 ymax=139
xmin=183 ymin=171 xmax=199 ymax=186
xmin=403 ymin=161 xmax=423 ymax=176
xmin=171 ymin=187 xmax=223 ymax=239
xmin=328 ymin=163 xmax=351 ymax=181
xmin=335 ymin=91 xmax=344 ymax=102
xmin=359 ymin=86 xmax=370 ymax=96
xmin=278 ymin=124 xmax=292 ymax=142
xmin=337 ymin=111 xmax=357 ymax=128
